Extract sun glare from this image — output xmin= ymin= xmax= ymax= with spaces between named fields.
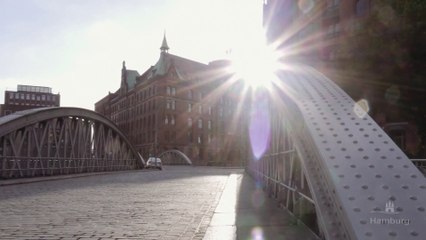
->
xmin=229 ymin=34 xmax=281 ymax=89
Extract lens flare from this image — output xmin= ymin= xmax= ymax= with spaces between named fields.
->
xmin=249 ymin=93 xmax=270 ymax=159
xmin=251 ymin=226 xmax=264 ymax=240
xmin=228 ymin=31 xmax=280 ymax=89
xmin=385 ymin=85 xmax=400 ymax=104
xmin=354 ymin=99 xmax=370 ymax=118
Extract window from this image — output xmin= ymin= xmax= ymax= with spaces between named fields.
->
xmin=188 ymin=90 xmax=193 ymax=99
xmin=199 ymin=105 xmax=202 ymax=114
xmin=20 ymin=94 xmax=24 ymax=99
xmin=171 ymin=100 xmax=176 ymax=110
xmin=167 ymin=86 xmax=171 ymax=95
xmin=188 ymin=103 xmax=192 ymax=112
xmin=171 ymin=115 xmax=175 ymax=125
xmin=208 ymin=106 xmax=212 ymax=115
xmin=42 ymin=95 xmax=46 ymax=101
xmin=166 ymin=100 xmax=171 ymax=109
xmin=188 ymin=131 xmax=193 ymax=143
xmin=208 ymin=120 xmax=212 ymax=130
xmin=198 ymin=92 xmax=203 ymax=100
xmin=26 ymin=94 xmax=30 ymax=100
xmin=208 ymin=134 xmax=211 ymax=143
xmin=355 ymin=0 xmax=369 ymax=16
xmin=198 ymin=135 xmax=202 ymax=144
xmin=171 ymin=87 xmax=176 ymax=96
xmin=165 ymin=115 xmax=169 ymax=125
xmin=15 ymin=93 xmax=19 ymax=99
xmin=327 ymin=23 xmax=341 ymax=38
xmin=219 ymin=108 xmax=223 ymax=117
xmin=198 ymin=119 xmax=203 ymax=128
xmin=31 ymin=94 xmax=35 ymax=100
xmin=188 ymin=118 xmax=192 ymax=127
xmin=36 ymin=96 xmax=40 ymax=101
xmin=329 ymin=0 xmax=340 ymax=7
xmin=9 ymin=94 xmax=13 ymax=99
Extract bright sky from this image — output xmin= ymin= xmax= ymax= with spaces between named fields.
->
xmin=0 ymin=0 xmax=263 ymax=110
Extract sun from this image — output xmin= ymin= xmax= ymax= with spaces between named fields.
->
xmin=228 ymin=34 xmax=281 ymax=89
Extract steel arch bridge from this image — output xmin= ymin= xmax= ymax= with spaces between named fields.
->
xmin=158 ymin=149 xmax=192 ymax=165
xmin=0 ymin=107 xmax=144 ymax=179
xmin=247 ymin=65 xmax=426 ymax=240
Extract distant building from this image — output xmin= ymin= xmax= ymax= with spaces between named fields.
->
xmin=95 ymin=35 xmax=249 ymax=166
xmin=0 ymin=85 xmax=60 ymax=116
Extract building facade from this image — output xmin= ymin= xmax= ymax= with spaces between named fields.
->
xmin=263 ymin=0 xmax=425 ymax=156
xmin=0 ymin=85 xmax=60 ymax=116
xmin=263 ymin=0 xmax=372 ymax=65
xmin=95 ymin=36 xmax=249 ymax=166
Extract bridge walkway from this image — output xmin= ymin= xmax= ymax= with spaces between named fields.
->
xmin=203 ymin=171 xmax=319 ymax=240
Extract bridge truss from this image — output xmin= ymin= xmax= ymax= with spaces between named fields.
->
xmin=0 ymin=108 xmax=144 ymax=179
xmin=247 ymin=66 xmax=426 ymax=239
xmin=158 ymin=149 xmax=192 ymax=165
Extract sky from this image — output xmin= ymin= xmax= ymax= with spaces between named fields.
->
xmin=0 ymin=0 xmax=263 ymax=110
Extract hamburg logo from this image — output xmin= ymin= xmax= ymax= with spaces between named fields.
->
xmin=371 ymin=200 xmax=399 ymax=215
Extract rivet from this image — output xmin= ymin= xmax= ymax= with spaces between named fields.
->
xmin=409 ymin=196 xmax=417 ymax=201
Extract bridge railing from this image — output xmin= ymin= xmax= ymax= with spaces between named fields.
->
xmin=247 ymin=150 xmax=319 ymax=233
xmin=0 ymin=156 xmax=137 ymax=179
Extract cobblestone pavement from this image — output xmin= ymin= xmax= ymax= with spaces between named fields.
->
xmin=0 ymin=166 xmax=242 ymax=240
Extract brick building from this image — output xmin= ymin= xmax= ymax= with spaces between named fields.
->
xmin=95 ymin=36 xmax=249 ymax=166
xmin=263 ymin=0 xmax=424 ymax=156
xmin=0 ymin=85 xmax=60 ymax=116
xmin=263 ymin=0 xmax=372 ymax=65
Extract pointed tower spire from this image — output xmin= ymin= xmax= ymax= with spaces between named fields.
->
xmin=160 ymin=32 xmax=169 ymax=53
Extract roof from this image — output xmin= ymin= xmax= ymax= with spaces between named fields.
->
xmin=148 ymin=53 xmax=208 ymax=80
xmin=125 ymin=70 xmax=140 ymax=89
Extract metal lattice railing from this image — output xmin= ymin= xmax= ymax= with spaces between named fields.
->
xmin=0 ymin=108 xmax=143 ymax=179
xmin=0 ymin=156 xmax=137 ymax=178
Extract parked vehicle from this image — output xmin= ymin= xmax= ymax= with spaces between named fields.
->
xmin=146 ymin=157 xmax=162 ymax=170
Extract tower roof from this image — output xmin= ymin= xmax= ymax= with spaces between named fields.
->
xmin=160 ymin=33 xmax=169 ymax=52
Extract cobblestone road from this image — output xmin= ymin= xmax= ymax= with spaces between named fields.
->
xmin=0 ymin=166 xmax=241 ymax=240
